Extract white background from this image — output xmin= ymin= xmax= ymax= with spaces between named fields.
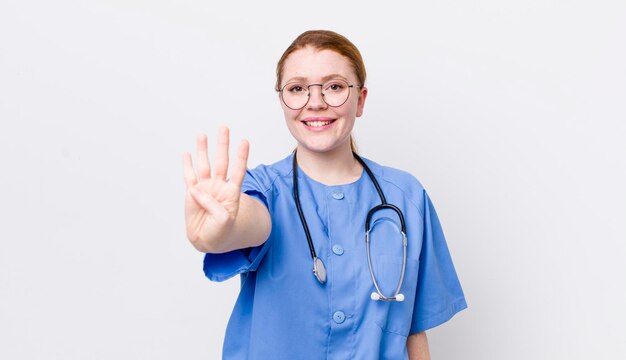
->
xmin=1 ymin=0 xmax=625 ymax=359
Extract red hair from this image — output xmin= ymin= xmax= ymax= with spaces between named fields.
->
xmin=276 ymin=30 xmax=366 ymax=91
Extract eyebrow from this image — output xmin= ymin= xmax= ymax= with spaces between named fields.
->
xmin=284 ymin=73 xmax=349 ymax=84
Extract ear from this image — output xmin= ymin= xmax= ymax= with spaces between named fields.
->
xmin=356 ymin=86 xmax=368 ymax=118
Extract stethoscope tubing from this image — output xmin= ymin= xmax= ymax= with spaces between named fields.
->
xmin=292 ymin=151 xmax=407 ymax=301
xmin=292 ymin=155 xmax=317 ymax=260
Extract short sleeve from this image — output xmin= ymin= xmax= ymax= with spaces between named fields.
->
xmin=410 ymin=191 xmax=467 ymax=333
xmin=202 ymin=168 xmax=274 ymax=282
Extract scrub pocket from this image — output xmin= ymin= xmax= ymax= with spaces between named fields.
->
xmin=373 ymin=255 xmax=420 ymax=336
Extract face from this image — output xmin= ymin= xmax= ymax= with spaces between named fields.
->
xmin=279 ymin=46 xmax=367 ymax=155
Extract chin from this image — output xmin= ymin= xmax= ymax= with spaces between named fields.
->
xmin=297 ymin=139 xmax=349 ymax=154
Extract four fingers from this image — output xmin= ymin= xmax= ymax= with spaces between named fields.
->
xmin=182 ymin=126 xmax=249 ymax=188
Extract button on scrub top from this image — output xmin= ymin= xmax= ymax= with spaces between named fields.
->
xmin=203 ymin=153 xmax=467 ymax=360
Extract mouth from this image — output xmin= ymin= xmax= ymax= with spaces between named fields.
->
xmin=301 ymin=117 xmax=336 ymax=128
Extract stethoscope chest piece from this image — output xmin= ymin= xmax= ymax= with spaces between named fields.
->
xmin=313 ymin=257 xmax=327 ymax=284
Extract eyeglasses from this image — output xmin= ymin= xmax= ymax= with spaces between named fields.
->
xmin=278 ymin=79 xmax=360 ymax=110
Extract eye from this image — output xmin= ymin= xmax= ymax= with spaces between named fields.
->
xmin=286 ymin=83 xmax=306 ymax=93
xmin=324 ymin=81 xmax=346 ymax=92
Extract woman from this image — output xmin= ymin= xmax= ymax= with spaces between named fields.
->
xmin=183 ymin=30 xmax=467 ymax=359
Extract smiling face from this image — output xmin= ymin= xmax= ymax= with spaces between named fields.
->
xmin=279 ymin=46 xmax=367 ymax=156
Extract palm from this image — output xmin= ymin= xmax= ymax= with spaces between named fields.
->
xmin=183 ymin=127 xmax=250 ymax=247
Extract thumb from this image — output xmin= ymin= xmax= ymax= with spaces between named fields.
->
xmin=189 ymin=186 xmax=221 ymax=213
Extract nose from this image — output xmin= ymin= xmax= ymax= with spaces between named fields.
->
xmin=306 ymin=84 xmax=327 ymax=110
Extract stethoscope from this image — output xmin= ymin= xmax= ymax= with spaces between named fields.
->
xmin=292 ymin=151 xmax=408 ymax=302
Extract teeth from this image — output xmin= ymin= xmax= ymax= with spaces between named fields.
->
xmin=305 ymin=120 xmax=332 ymax=127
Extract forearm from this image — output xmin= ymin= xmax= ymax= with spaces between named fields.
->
xmin=217 ymin=194 xmax=271 ymax=253
xmin=407 ymin=331 xmax=430 ymax=360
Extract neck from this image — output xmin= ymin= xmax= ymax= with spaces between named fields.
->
xmin=295 ymin=144 xmax=363 ymax=186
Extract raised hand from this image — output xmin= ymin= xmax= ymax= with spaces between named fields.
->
xmin=183 ymin=127 xmax=250 ymax=252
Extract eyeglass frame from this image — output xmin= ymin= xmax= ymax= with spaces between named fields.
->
xmin=277 ymin=80 xmax=364 ymax=110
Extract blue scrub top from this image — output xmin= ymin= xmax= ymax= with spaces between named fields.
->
xmin=204 ymin=153 xmax=467 ymax=360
